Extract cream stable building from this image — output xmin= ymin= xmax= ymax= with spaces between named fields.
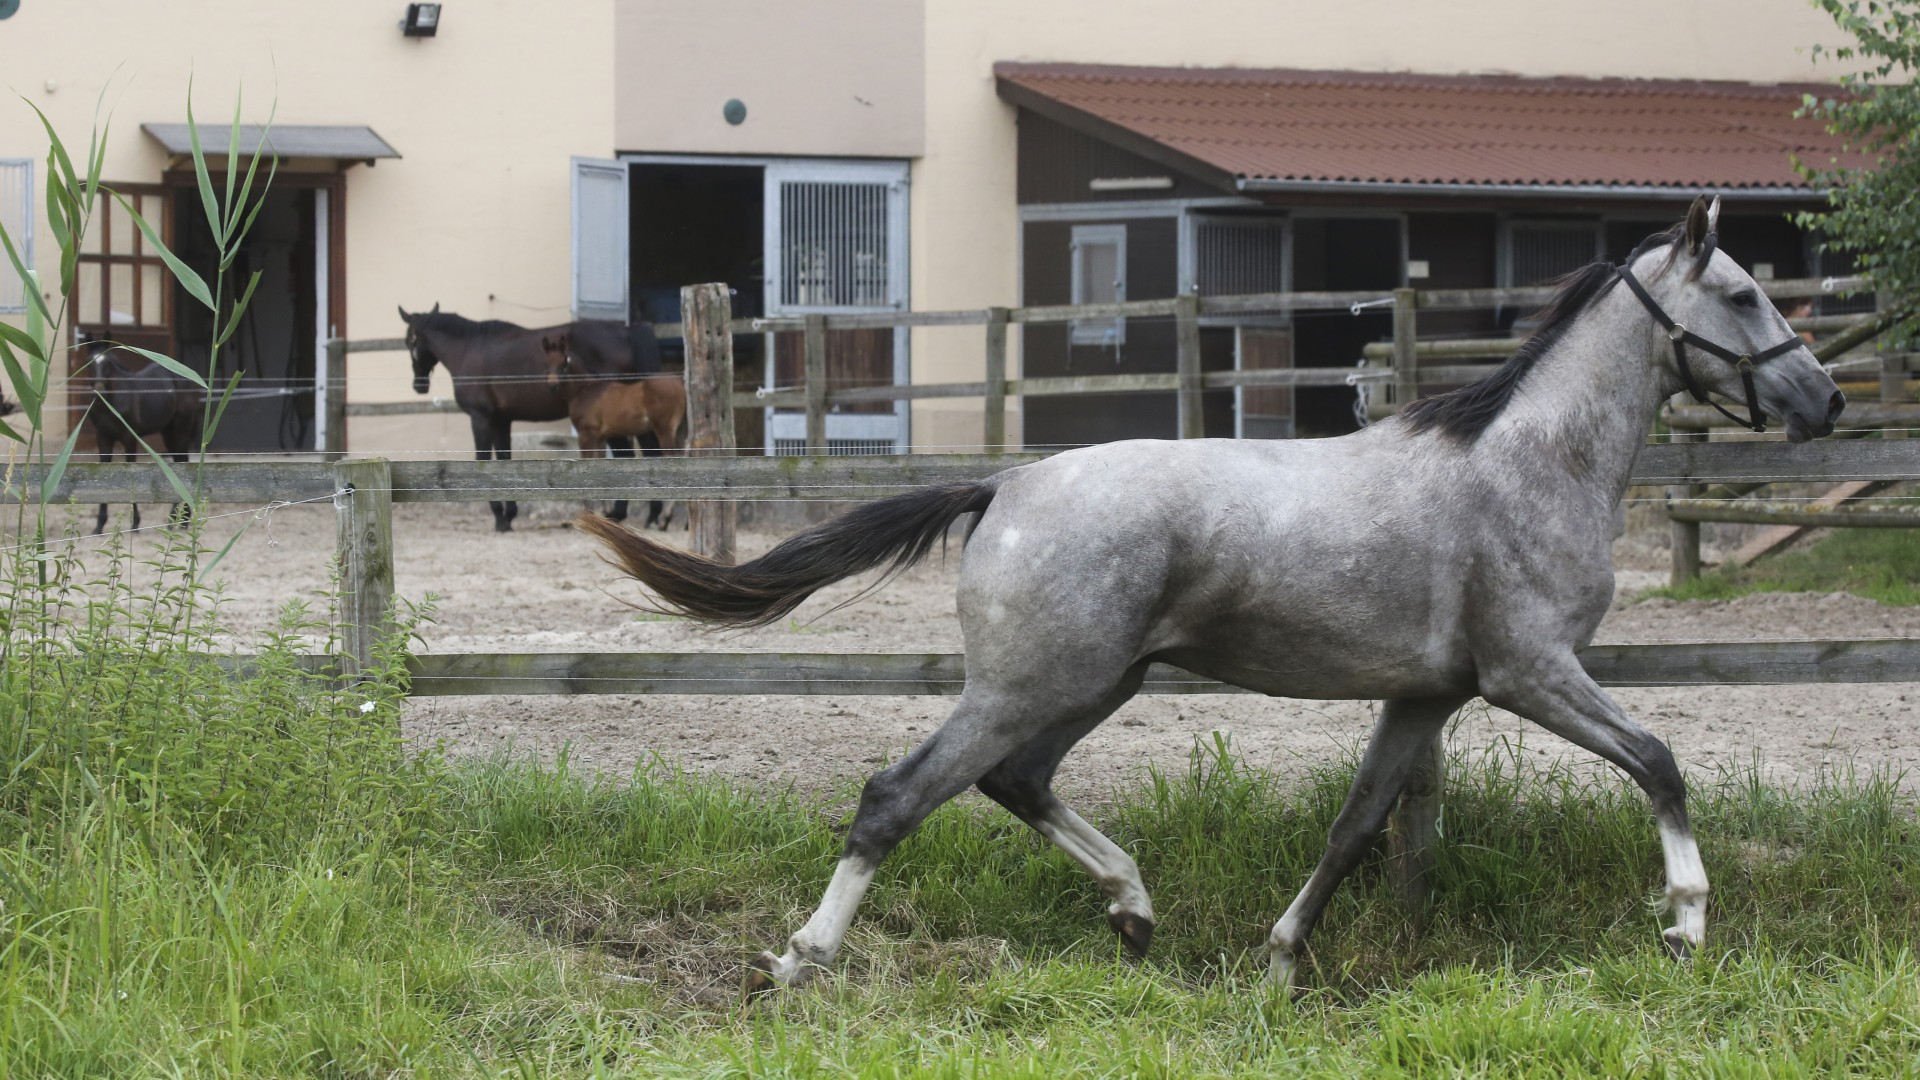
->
xmin=0 ymin=0 xmax=1856 ymax=457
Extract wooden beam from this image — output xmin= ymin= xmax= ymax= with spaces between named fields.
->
xmin=1724 ymin=479 xmax=1901 ymax=567
xmin=803 ymin=313 xmax=828 ymax=456
xmin=984 ymin=306 xmax=1009 ymax=454
xmin=1175 ymin=293 xmax=1204 ymax=439
xmin=682 ymin=283 xmax=737 ymax=563
xmin=400 ymin=638 xmax=1920 ymax=696
xmin=333 ymin=458 xmax=395 ymax=678
xmin=1391 ymin=288 xmax=1418 ymax=408
xmin=1666 ymin=497 xmax=1920 ymax=528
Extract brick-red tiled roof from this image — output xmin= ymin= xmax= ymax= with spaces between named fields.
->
xmin=994 ymin=62 xmax=1865 ymax=192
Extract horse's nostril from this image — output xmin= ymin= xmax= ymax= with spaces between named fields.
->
xmin=1828 ymin=389 xmax=1847 ymax=425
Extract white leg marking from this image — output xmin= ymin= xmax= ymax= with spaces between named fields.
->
xmin=1032 ymin=804 xmax=1153 ymax=923
xmin=755 ymin=857 xmax=877 ymax=987
xmin=1659 ymin=822 xmax=1709 ymax=954
xmin=1265 ymin=894 xmax=1312 ymax=986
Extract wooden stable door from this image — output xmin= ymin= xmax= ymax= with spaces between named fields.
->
xmin=1237 ymin=326 xmax=1294 ymax=439
xmin=69 ymin=183 xmax=174 ymax=453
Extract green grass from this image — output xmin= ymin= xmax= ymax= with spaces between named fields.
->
xmin=4 ymin=728 xmax=1918 ymax=1077
xmin=1642 ymin=527 xmax=1920 ymax=605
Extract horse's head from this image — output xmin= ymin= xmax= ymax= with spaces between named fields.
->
xmin=1626 ymin=196 xmax=1845 ymax=443
xmin=541 ymin=333 xmax=571 ymax=389
xmin=398 ymin=303 xmax=441 ymax=394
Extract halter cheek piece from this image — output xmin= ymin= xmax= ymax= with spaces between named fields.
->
xmin=1614 ymin=232 xmax=1806 ymax=433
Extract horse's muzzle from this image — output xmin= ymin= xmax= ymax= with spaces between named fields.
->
xmin=412 ymin=378 xmax=430 ymax=395
xmin=1784 ymin=389 xmax=1845 ymax=444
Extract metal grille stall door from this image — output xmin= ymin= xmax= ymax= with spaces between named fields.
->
xmin=1506 ymin=220 xmax=1602 ymax=286
xmin=0 ymin=159 xmax=32 ymax=313
xmin=763 ymin=161 xmax=910 ymax=454
xmin=777 ymin=181 xmax=893 ymax=309
xmin=1197 ymin=218 xmax=1287 ymax=298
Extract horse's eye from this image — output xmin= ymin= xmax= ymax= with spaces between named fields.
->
xmin=1729 ymin=290 xmax=1758 ymax=308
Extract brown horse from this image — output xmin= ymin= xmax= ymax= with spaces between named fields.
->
xmin=86 ymin=344 xmax=206 ymax=533
xmin=399 ymin=306 xmax=663 ymax=532
xmin=543 ymin=333 xmax=687 ymax=529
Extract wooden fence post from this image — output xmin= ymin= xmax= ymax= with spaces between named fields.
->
xmin=1668 ymin=399 xmax=1704 ymax=584
xmin=1878 ymin=292 xmax=1905 ymax=441
xmin=323 ymin=338 xmax=348 ymax=460
xmin=1386 ymin=737 xmax=1445 ymax=932
xmin=683 ymin=283 xmax=737 ymax=564
xmin=332 ymin=457 xmax=394 ymax=678
xmin=1175 ymin=293 xmax=1204 ymax=439
xmin=984 ymin=307 xmax=1010 ymax=454
xmin=804 ymin=314 xmax=829 ymax=455
xmin=1392 ymin=288 xmax=1418 ymax=409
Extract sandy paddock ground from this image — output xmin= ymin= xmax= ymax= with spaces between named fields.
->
xmin=54 ymin=495 xmax=1920 ymax=799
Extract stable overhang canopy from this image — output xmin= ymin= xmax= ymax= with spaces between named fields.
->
xmin=141 ymin=123 xmax=400 ymax=165
xmin=994 ymin=62 xmax=1868 ymax=200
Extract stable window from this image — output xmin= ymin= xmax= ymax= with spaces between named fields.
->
xmin=0 ymin=159 xmax=30 ymax=314
xmin=1503 ymin=218 xmax=1601 ymax=287
xmin=1070 ymin=223 xmax=1126 ymax=346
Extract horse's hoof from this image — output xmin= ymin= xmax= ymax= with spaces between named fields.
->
xmin=1108 ymin=910 xmax=1154 ymax=959
xmin=1662 ymin=927 xmax=1696 ymax=961
xmin=743 ymin=952 xmax=785 ymax=996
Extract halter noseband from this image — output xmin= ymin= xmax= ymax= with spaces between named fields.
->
xmin=1615 ymin=232 xmax=1805 ymax=433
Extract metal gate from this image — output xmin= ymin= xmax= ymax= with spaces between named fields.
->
xmin=763 ymin=160 xmax=909 ymax=454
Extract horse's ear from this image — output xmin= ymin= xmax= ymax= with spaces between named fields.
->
xmin=397 ymin=304 xmax=411 ymax=322
xmin=431 ymin=302 xmax=440 ymax=314
xmin=1706 ymin=195 xmax=1722 ymax=234
xmin=1684 ymin=195 xmax=1711 ymax=254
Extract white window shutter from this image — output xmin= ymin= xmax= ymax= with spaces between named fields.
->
xmin=571 ymin=157 xmax=628 ymax=322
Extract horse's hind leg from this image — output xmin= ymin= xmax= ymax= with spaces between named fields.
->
xmin=1481 ymin=656 xmax=1708 ymax=959
xmin=976 ymin=666 xmax=1155 ymax=955
xmin=604 ymin=436 xmax=634 ymax=524
xmin=746 ymin=687 xmax=1077 ymax=991
xmin=1266 ymin=695 xmax=1466 ymax=988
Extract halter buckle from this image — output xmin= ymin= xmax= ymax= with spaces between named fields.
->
xmin=1736 ymin=354 xmax=1754 ymax=372
xmin=1667 ymin=323 xmax=1687 ymax=342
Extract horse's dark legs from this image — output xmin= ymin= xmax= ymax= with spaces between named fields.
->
xmin=635 ymin=432 xmax=665 ymax=529
xmin=604 ymin=436 xmax=634 ymax=524
xmin=470 ymin=414 xmax=514 ymax=532
xmin=746 ymin=682 xmax=1109 ymax=990
xmin=976 ymin=666 xmax=1154 ymax=955
xmin=1266 ymin=695 xmax=1466 ymax=988
xmin=1481 ymin=658 xmax=1708 ymax=959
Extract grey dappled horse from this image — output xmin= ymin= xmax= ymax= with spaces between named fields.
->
xmin=578 ymin=197 xmax=1845 ymax=991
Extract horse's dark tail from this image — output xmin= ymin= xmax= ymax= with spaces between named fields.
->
xmin=575 ymin=480 xmax=997 ymax=628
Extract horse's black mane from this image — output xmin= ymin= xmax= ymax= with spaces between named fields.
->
xmin=1401 ymin=222 xmax=1688 ymax=442
xmin=409 ymin=310 xmax=525 ymax=340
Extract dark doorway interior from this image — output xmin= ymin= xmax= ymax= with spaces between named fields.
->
xmin=174 ymin=186 xmax=316 ymax=453
xmin=627 ymin=163 xmax=765 ymax=448
xmin=1292 ymin=217 xmax=1402 ymax=436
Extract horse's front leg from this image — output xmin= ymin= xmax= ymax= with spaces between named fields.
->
xmin=470 ymin=414 xmax=512 ymax=532
xmin=1480 ymin=655 xmax=1708 ymax=958
xmin=603 ymin=435 xmax=634 ymax=524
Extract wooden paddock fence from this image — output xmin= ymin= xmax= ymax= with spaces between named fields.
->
xmin=327 ymin=276 xmax=1899 ymax=587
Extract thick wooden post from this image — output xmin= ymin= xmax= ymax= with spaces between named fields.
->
xmin=983 ymin=306 xmax=1010 ymax=454
xmin=682 ymin=283 xmax=737 ymax=564
xmin=1392 ymin=288 xmax=1418 ymax=409
xmin=323 ymin=338 xmax=348 ymax=460
xmin=1386 ymin=738 xmax=1445 ymax=931
xmin=1877 ymin=292 xmax=1904 ymax=441
xmin=1669 ymin=408 xmax=1704 ymax=584
xmin=332 ymin=457 xmax=395 ymax=678
xmin=1175 ymin=293 xmax=1204 ymax=439
xmin=804 ymin=314 xmax=829 ymax=455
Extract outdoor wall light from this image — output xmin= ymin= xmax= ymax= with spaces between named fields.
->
xmin=401 ymin=3 xmax=441 ymax=37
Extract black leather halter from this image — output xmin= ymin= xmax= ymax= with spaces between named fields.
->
xmin=1615 ymin=233 xmax=1806 ymax=433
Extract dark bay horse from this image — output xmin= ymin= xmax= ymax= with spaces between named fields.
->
xmin=86 ymin=345 xmax=206 ymax=533
xmin=399 ymin=306 xmax=663 ymax=531
xmin=541 ymin=333 xmax=686 ymax=529
xmin=578 ymin=199 xmax=1847 ymax=991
